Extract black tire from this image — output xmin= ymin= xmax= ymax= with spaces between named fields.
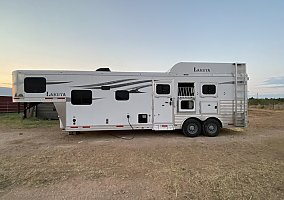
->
xmin=182 ymin=119 xmax=201 ymax=137
xmin=203 ymin=119 xmax=220 ymax=137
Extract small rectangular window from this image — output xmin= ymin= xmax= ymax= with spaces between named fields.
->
xmin=115 ymin=90 xmax=129 ymax=101
xmin=178 ymin=99 xmax=195 ymax=112
xmin=24 ymin=77 xmax=46 ymax=93
xmin=202 ymin=85 xmax=216 ymax=95
xmin=181 ymin=100 xmax=194 ymax=109
xmin=71 ymin=90 xmax=92 ymax=105
xmin=156 ymin=84 xmax=170 ymax=94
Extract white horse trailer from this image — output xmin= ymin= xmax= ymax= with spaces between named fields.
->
xmin=12 ymin=62 xmax=248 ymax=137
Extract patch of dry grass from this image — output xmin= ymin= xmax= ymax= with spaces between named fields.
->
xmin=0 ymin=113 xmax=58 ymax=129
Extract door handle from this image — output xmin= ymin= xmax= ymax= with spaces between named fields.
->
xmin=165 ymin=98 xmax=173 ymax=105
xmin=164 ymin=101 xmax=172 ymax=106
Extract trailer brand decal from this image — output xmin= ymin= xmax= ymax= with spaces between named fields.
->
xmin=193 ymin=67 xmax=210 ymax=72
xmin=129 ymin=84 xmax=152 ymax=93
xmin=75 ymin=79 xmax=136 ymax=87
xmin=83 ymin=80 xmax=152 ymax=89
xmin=46 ymin=92 xmax=66 ymax=96
xmin=46 ymin=81 xmax=71 ymax=85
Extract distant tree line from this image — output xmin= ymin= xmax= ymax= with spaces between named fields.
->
xmin=249 ymin=98 xmax=284 ymax=106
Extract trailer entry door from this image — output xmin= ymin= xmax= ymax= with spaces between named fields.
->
xmin=153 ymin=81 xmax=173 ymax=127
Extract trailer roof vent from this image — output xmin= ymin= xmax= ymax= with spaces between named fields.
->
xmin=96 ymin=68 xmax=111 ymax=72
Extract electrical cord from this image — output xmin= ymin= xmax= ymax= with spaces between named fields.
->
xmin=109 ymin=116 xmax=135 ymax=140
xmin=127 ymin=117 xmax=134 ymax=130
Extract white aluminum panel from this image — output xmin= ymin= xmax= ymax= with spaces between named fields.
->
xmin=200 ymin=101 xmax=218 ymax=114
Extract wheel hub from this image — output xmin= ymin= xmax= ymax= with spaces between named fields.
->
xmin=187 ymin=124 xmax=197 ymax=134
xmin=189 ymin=125 xmax=195 ymax=131
xmin=207 ymin=123 xmax=217 ymax=133
xmin=209 ymin=125 xmax=215 ymax=131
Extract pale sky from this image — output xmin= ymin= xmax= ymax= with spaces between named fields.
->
xmin=0 ymin=0 xmax=283 ymax=97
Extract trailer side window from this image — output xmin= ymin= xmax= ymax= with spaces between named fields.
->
xmin=71 ymin=90 xmax=92 ymax=105
xmin=115 ymin=90 xmax=129 ymax=101
xmin=156 ymin=84 xmax=170 ymax=94
xmin=181 ymin=100 xmax=194 ymax=109
xmin=202 ymin=84 xmax=216 ymax=95
xmin=24 ymin=77 xmax=46 ymax=93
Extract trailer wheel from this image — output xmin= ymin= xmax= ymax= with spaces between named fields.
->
xmin=203 ymin=119 xmax=220 ymax=137
xmin=182 ymin=119 xmax=201 ymax=137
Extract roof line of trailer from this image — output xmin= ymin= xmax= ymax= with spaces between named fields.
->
xmin=14 ymin=72 xmax=236 ymax=78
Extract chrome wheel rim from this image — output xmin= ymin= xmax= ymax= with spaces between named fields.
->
xmin=207 ymin=123 xmax=217 ymax=134
xmin=187 ymin=124 xmax=198 ymax=135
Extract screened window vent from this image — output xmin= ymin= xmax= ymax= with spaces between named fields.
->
xmin=156 ymin=84 xmax=170 ymax=94
xmin=202 ymin=85 xmax=216 ymax=95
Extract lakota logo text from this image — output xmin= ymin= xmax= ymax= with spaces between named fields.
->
xmin=46 ymin=92 xmax=66 ymax=96
xmin=193 ymin=67 xmax=210 ymax=72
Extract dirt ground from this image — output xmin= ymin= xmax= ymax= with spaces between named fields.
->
xmin=0 ymin=109 xmax=283 ymax=200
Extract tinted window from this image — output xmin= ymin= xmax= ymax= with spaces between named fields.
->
xmin=156 ymin=84 xmax=170 ymax=94
xmin=202 ymin=85 xmax=216 ymax=95
xmin=71 ymin=90 xmax=92 ymax=105
xmin=24 ymin=77 xmax=46 ymax=93
xmin=115 ymin=90 xmax=129 ymax=101
xmin=181 ymin=100 xmax=194 ymax=109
